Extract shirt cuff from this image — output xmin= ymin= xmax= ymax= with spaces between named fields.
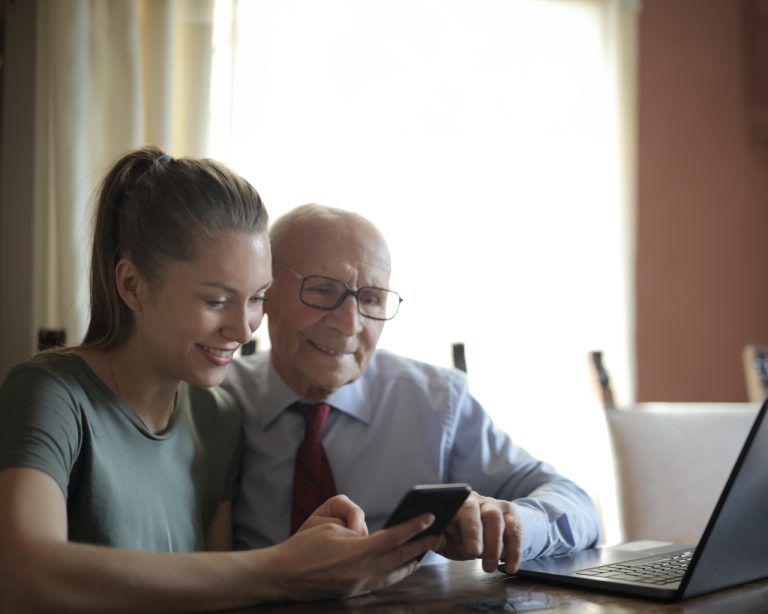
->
xmin=512 ymin=501 xmax=550 ymax=561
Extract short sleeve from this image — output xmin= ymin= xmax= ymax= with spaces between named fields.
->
xmin=0 ymin=361 xmax=84 ymax=497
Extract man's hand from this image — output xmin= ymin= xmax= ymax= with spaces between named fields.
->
xmin=434 ymin=491 xmax=523 ymax=573
xmin=299 ymin=494 xmax=369 ymax=536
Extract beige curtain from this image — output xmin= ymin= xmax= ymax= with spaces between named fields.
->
xmin=605 ymin=0 xmax=640 ymax=546
xmin=28 ymin=0 xmax=214 ymax=359
xmin=604 ymin=0 xmax=640 ymax=406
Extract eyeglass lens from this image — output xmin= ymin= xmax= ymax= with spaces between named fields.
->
xmin=300 ymin=276 xmax=400 ymax=320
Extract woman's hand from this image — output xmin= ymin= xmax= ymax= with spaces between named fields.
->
xmin=268 ymin=512 xmax=439 ymax=601
xmin=298 ymin=494 xmax=368 ymax=536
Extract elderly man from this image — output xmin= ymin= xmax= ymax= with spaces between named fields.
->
xmin=223 ymin=204 xmax=600 ymax=573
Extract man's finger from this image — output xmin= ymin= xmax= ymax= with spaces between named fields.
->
xmin=452 ymin=493 xmax=483 ymax=556
xmin=479 ymin=499 xmax=504 ymax=572
xmin=501 ymin=504 xmax=523 ymax=573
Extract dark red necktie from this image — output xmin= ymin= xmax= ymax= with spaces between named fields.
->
xmin=290 ymin=402 xmax=337 ymax=534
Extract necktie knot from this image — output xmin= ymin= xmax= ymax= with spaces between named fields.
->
xmin=293 ymin=402 xmax=331 ymax=441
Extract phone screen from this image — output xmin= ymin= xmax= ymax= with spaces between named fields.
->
xmin=383 ymin=483 xmax=471 ymax=541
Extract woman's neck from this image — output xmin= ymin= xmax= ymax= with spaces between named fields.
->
xmin=76 ymin=344 xmax=179 ymax=435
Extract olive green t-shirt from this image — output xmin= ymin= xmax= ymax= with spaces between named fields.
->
xmin=0 ymin=352 xmax=241 ymax=552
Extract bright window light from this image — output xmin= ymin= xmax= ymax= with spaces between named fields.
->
xmin=210 ymin=0 xmax=630 ymax=542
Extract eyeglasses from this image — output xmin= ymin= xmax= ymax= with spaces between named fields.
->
xmin=278 ymin=264 xmax=403 ymax=321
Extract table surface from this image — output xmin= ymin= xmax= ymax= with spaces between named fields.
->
xmin=225 ymin=558 xmax=768 ymax=613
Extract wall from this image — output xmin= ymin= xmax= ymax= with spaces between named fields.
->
xmin=4 ymin=1 xmax=766 ymax=399
xmin=636 ymin=0 xmax=768 ymax=401
xmin=0 ymin=0 xmax=37 ymax=380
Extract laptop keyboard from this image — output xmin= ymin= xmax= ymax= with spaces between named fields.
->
xmin=575 ymin=549 xmax=694 ymax=585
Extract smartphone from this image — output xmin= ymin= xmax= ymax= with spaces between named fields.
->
xmin=383 ymin=483 xmax=471 ymax=552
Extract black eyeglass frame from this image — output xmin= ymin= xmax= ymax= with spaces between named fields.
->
xmin=277 ymin=264 xmax=403 ymax=321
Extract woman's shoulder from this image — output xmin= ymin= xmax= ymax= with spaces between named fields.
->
xmin=0 ymin=353 xmax=95 ymax=466
xmin=179 ymin=383 xmax=242 ymax=431
xmin=10 ymin=350 xmax=80 ymax=370
xmin=2 ymin=351 xmax=98 ymax=394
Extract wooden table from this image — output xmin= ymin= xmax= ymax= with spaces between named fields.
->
xmin=227 ymin=558 xmax=768 ymax=612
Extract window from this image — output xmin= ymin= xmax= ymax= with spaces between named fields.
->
xmin=210 ymin=0 xmax=636 ymax=541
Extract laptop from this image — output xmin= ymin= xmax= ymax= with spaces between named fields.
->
xmin=510 ymin=398 xmax=768 ymax=600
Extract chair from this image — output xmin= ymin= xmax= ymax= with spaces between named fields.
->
xmin=605 ymin=403 xmax=759 ymax=542
xmin=38 ymin=328 xmax=66 ymax=350
xmin=240 ymin=339 xmax=258 ymax=356
xmin=588 ymin=350 xmax=615 ymax=409
xmin=589 ymin=350 xmax=759 ymax=542
xmin=743 ymin=344 xmax=768 ymax=402
xmin=452 ymin=342 xmax=467 ymax=373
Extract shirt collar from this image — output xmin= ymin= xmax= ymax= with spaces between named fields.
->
xmin=263 ymin=351 xmax=376 ymax=426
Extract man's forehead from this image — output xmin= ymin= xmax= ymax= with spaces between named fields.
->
xmin=292 ymin=241 xmax=390 ymax=282
xmin=283 ymin=211 xmax=372 ymax=240
xmin=277 ymin=215 xmax=391 ymax=279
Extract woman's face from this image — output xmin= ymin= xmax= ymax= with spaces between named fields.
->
xmin=134 ymin=230 xmax=272 ymax=389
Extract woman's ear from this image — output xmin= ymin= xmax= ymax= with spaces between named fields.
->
xmin=115 ymin=258 xmax=143 ymax=312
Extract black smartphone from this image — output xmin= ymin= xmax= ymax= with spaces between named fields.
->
xmin=383 ymin=483 xmax=471 ymax=549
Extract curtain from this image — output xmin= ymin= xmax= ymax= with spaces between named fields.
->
xmin=31 ymin=0 xmax=215 ymax=352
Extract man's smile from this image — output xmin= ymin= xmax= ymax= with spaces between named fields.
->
xmin=308 ymin=340 xmax=354 ymax=357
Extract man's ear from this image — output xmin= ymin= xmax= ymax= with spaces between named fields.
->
xmin=115 ymin=258 xmax=143 ymax=312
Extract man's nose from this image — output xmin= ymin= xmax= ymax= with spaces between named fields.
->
xmin=325 ymin=294 xmax=363 ymax=334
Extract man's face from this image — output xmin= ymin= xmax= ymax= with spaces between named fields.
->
xmin=265 ymin=216 xmax=391 ymax=400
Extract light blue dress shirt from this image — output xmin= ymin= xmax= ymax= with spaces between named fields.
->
xmin=223 ymin=349 xmax=600 ymax=560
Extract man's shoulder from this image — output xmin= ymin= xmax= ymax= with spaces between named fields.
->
xmin=369 ymin=348 xmax=460 ymax=374
xmin=365 ymin=349 xmax=467 ymax=393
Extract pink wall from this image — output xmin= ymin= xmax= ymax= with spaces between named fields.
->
xmin=636 ymin=0 xmax=768 ymax=401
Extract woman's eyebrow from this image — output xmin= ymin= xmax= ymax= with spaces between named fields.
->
xmin=198 ymin=281 xmax=237 ymax=294
xmin=199 ymin=280 xmax=273 ymax=294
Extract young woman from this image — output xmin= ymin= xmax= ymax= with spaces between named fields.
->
xmin=0 ymin=147 xmax=437 ymax=612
